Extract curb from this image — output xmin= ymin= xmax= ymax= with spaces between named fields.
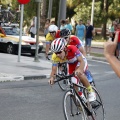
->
xmin=0 ymin=74 xmax=50 ymax=82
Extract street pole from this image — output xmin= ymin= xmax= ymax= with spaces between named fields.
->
xmin=91 ymin=0 xmax=95 ymax=25
xmin=48 ymin=0 xmax=53 ymax=19
xmin=34 ymin=0 xmax=41 ymax=62
xmin=18 ymin=4 xmax=24 ymax=62
xmin=58 ymin=0 xmax=66 ymax=28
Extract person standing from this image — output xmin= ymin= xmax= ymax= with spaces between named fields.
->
xmin=65 ymin=19 xmax=73 ymax=33
xmin=85 ymin=20 xmax=94 ymax=56
xmin=30 ymin=16 xmax=37 ymax=38
xmin=60 ymin=19 xmax=66 ymax=30
xmin=76 ymin=19 xmax=86 ymax=46
xmin=44 ymin=18 xmax=50 ymax=38
xmin=74 ymin=20 xmax=78 ymax=34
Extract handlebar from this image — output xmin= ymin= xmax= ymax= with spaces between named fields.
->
xmin=54 ymin=72 xmax=75 ymax=83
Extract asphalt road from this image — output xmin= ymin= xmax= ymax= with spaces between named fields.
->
xmin=0 ymin=59 xmax=119 ymax=120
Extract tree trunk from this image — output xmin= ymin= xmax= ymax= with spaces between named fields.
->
xmin=40 ymin=0 xmax=47 ymax=35
xmin=102 ymin=0 xmax=109 ymax=40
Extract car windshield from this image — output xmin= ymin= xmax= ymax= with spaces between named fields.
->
xmin=3 ymin=27 xmax=26 ymax=36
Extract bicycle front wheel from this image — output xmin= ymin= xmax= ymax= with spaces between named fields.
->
xmin=91 ymin=86 xmax=105 ymax=120
xmin=63 ymin=90 xmax=87 ymax=120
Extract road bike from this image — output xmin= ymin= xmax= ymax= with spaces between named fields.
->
xmin=54 ymin=73 xmax=105 ymax=120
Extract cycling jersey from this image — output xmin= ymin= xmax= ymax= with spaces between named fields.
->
xmin=69 ymin=35 xmax=83 ymax=49
xmin=52 ymin=45 xmax=87 ymax=73
xmin=46 ymin=33 xmax=55 ymax=42
xmin=46 ymin=30 xmax=60 ymax=42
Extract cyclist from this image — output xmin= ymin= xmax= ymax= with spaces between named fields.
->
xmin=60 ymin=28 xmax=94 ymax=83
xmin=60 ymin=28 xmax=86 ymax=56
xmin=49 ymin=38 xmax=96 ymax=102
xmin=45 ymin=25 xmax=60 ymax=59
xmin=104 ymin=31 xmax=120 ymax=78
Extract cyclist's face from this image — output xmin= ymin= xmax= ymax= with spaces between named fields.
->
xmin=56 ymin=50 xmax=65 ymax=60
xmin=50 ymin=31 xmax=56 ymax=37
xmin=62 ymin=36 xmax=70 ymax=44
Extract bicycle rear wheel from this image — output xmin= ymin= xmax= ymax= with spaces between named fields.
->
xmin=63 ymin=90 xmax=87 ymax=120
xmin=91 ymin=86 xmax=105 ymax=120
xmin=58 ymin=63 xmax=68 ymax=91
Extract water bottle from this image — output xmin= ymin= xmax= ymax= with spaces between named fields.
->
xmin=85 ymin=70 xmax=93 ymax=83
xmin=78 ymin=91 xmax=87 ymax=103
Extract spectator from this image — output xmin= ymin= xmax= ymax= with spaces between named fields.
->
xmin=74 ymin=20 xmax=78 ymax=34
xmin=76 ymin=19 xmax=86 ymax=45
xmin=60 ymin=19 xmax=66 ymax=30
xmin=85 ymin=20 xmax=94 ymax=56
xmin=109 ymin=20 xmax=117 ymax=41
xmin=65 ymin=19 xmax=73 ymax=33
xmin=44 ymin=18 xmax=50 ymax=38
xmin=104 ymin=31 xmax=120 ymax=78
xmin=51 ymin=20 xmax=55 ymax=25
xmin=30 ymin=16 xmax=37 ymax=38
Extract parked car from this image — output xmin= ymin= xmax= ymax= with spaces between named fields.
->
xmin=0 ymin=26 xmax=43 ymax=55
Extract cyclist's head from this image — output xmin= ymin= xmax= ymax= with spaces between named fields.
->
xmin=51 ymin=38 xmax=66 ymax=53
xmin=60 ymin=28 xmax=71 ymax=38
xmin=48 ymin=25 xmax=58 ymax=34
xmin=60 ymin=28 xmax=71 ymax=45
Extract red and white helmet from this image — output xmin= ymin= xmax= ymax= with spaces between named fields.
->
xmin=51 ymin=38 xmax=66 ymax=53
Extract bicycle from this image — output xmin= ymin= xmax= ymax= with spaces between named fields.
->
xmin=54 ymin=73 xmax=105 ymax=120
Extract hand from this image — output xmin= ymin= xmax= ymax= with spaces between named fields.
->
xmin=104 ymin=31 xmax=119 ymax=56
xmin=48 ymin=77 xmax=54 ymax=85
xmin=75 ymin=69 xmax=83 ymax=76
xmin=104 ymin=41 xmax=116 ymax=56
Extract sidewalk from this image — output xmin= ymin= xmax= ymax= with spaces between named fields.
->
xmin=0 ymin=36 xmax=106 ymax=82
xmin=0 ymin=53 xmax=52 ymax=82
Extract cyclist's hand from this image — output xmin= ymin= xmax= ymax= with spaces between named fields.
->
xmin=75 ymin=69 xmax=83 ymax=76
xmin=48 ymin=77 xmax=54 ymax=85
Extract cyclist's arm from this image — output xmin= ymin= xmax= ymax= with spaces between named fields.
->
xmin=104 ymin=31 xmax=120 ymax=78
xmin=79 ymin=46 xmax=86 ymax=57
xmin=76 ymin=55 xmax=85 ymax=73
xmin=50 ymin=65 xmax=57 ymax=79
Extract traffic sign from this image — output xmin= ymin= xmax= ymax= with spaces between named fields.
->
xmin=18 ymin=0 xmax=30 ymax=4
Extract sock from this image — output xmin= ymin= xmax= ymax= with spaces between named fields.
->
xmin=87 ymin=85 xmax=93 ymax=93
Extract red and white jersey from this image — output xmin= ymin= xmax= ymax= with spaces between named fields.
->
xmin=66 ymin=45 xmax=85 ymax=64
xmin=69 ymin=35 xmax=83 ymax=49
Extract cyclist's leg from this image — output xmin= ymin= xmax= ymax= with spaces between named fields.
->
xmin=75 ymin=61 xmax=96 ymax=102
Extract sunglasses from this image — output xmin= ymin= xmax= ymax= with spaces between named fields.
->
xmin=64 ymin=36 xmax=69 ymax=39
xmin=50 ymin=31 xmax=55 ymax=34
xmin=55 ymin=51 xmax=62 ymax=55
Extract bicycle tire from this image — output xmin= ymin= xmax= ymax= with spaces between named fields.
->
xmin=63 ymin=90 xmax=87 ymax=120
xmin=91 ymin=86 xmax=105 ymax=120
xmin=58 ymin=62 xmax=68 ymax=91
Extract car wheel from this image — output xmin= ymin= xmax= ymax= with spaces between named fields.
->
xmin=6 ymin=43 xmax=15 ymax=54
